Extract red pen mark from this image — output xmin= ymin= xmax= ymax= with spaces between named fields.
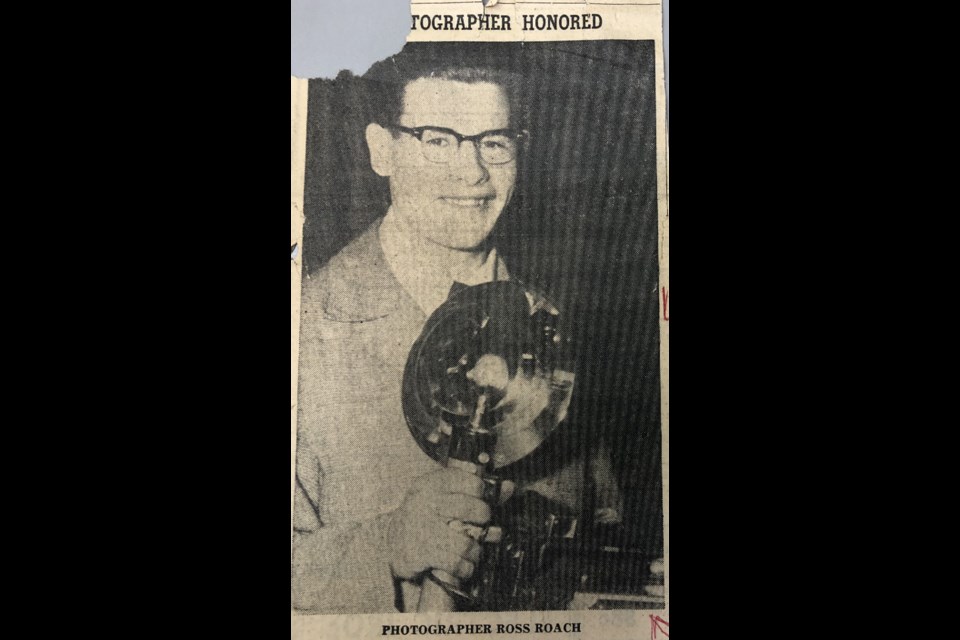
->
xmin=661 ymin=287 xmax=669 ymax=321
xmin=649 ymin=615 xmax=670 ymax=639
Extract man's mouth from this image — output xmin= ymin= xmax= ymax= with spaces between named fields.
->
xmin=442 ymin=196 xmax=493 ymax=209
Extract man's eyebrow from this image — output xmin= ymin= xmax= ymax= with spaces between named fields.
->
xmin=408 ymin=125 xmax=517 ymax=136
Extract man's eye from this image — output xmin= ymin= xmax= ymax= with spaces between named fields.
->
xmin=482 ymin=138 xmax=511 ymax=150
xmin=423 ymin=136 xmax=451 ymax=147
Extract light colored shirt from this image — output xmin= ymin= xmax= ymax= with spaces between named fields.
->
xmin=293 ymin=217 xmax=617 ymax=615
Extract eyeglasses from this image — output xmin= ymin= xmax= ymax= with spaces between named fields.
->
xmin=389 ymin=125 xmax=527 ymax=165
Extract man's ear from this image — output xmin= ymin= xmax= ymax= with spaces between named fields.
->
xmin=365 ymin=123 xmax=394 ymax=177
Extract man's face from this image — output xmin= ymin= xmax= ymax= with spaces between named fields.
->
xmin=384 ymin=78 xmax=517 ymax=251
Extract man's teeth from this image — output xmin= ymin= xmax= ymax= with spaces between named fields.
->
xmin=446 ymin=197 xmax=487 ymax=206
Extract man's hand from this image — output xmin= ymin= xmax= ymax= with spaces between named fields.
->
xmin=387 ymin=468 xmax=503 ymax=582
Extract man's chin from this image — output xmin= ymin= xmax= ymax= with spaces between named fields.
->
xmin=426 ymin=220 xmax=498 ymax=251
xmin=393 ymin=206 xmax=500 ymax=251
xmin=428 ymin=235 xmax=492 ymax=252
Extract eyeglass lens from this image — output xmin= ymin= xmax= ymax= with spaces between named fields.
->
xmin=417 ymin=128 xmax=518 ymax=165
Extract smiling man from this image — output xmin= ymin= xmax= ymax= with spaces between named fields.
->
xmin=292 ymin=52 xmax=621 ymax=614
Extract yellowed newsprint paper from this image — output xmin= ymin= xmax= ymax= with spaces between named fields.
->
xmin=291 ymin=1 xmax=668 ymax=638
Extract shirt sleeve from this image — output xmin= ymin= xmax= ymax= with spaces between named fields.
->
xmin=291 ymin=434 xmax=399 ymax=614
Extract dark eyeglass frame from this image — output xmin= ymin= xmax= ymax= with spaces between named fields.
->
xmin=388 ymin=125 xmax=528 ymax=165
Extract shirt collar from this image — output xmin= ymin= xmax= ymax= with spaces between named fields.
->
xmin=378 ymin=208 xmax=510 ymax=316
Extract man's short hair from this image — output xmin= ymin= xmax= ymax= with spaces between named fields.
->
xmin=362 ymin=44 xmax=527 ymax=131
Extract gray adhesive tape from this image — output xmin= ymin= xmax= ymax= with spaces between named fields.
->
xmin=291 ymin=0 xmax=411 ymax=79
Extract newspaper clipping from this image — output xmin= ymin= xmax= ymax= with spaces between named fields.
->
xmin=292 ymin=1 xmax=668 ymax=637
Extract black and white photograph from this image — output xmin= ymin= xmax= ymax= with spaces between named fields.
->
xmin=291 ymin=39 xmax=665 ymax=617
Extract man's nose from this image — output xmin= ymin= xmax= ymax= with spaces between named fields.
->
xmin=449 ymin=140 xmax=490 ymax=184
